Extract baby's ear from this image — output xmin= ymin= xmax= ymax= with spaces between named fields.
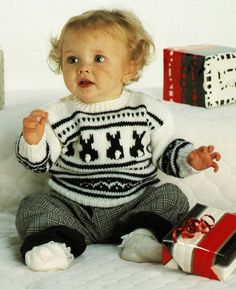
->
xmin=122 ymin=60 xmax=138 ymax=84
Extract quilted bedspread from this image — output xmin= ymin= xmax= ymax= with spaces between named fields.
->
xmin=0 ymin=88 xmax=236 ymax=288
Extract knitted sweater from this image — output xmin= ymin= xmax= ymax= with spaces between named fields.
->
xmin=16 ymin=89 xmax=195 ymax=207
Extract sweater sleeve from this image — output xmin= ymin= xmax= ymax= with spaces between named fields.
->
xmin=158 ymin=138 xmax=198 ymax=178
xmin=147 ymin=98 xmax=197 ymax=178
xmin=15 ymin=123 xmax=61 ymax=173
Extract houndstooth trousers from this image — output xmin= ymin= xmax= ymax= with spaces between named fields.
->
xmin=15 ymin=183 xmax=189 ymax=245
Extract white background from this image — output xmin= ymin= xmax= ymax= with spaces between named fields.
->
xmin=0 ymin=0 xmax=236 ymax=93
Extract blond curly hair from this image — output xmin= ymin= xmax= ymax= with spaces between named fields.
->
xmin=48 ymin=9 xmax=155 ymax=83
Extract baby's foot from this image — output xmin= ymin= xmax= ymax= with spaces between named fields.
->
xmin=25 ymin=241 xmax=74 ymax=271
xmin=119 ymin=228 xmax=162 ymax=263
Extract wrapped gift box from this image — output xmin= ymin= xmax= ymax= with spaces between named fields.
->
xmin=162 ymin=203 xmax=236 ymax=280
xmin=163 ymin=44 xmax=236 ymax=108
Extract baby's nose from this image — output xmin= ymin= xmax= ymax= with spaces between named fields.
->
xmin=77 ymin=63 xmax=90 ymax=74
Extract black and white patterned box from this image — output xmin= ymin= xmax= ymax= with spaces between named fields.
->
xmin=163 ymin=45 xmax=236 ymax=108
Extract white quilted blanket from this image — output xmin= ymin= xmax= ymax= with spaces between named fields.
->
xmin=0 ymin=88 xmax=236 ymax=288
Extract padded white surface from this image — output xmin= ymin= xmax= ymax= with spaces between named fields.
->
xmin=0 ymin=88 xmax=236 ymax=287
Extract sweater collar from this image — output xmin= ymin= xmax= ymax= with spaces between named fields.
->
xmin=71 ymin=88 xmax=131 ymax=113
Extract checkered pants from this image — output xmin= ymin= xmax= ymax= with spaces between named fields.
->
xmin=15 ymin=183 xmax=189 ymax=245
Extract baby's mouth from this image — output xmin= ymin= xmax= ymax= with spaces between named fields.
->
xmin=78 ymin=79 xmax=94 ymax=88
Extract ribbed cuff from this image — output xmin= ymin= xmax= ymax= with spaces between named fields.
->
xmin=18 ymin=134 xmax=48 ymax=163
xmin=177 ymin=144 xmax=199 ymax=177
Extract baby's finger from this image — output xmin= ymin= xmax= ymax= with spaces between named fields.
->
xmin=187 ymin=151 xmax=196 ymax=162
xmin=23 ymin=116 xmax=37 ymax=128
xmin=30 ymin=109 xmax=48 ymax=119
xmin=39 ymin=112 xmax=48 ymax=126
xmin=27 ymin=110 xmax=48 ymax=128
xmin=216 ymin=153 xmax=221 ymax=161
xmin=24 ymin=128 xmax=37 ymax=134
xmin=198 ymin=146 xmax=208 ymax=154
xmin=24 ymin=122 xmax=36 ymax=129
xmin=212 ymin=161 xmax=219 ymax=173
xmin=207 ymin=145 xmax=215 ymax=153
xmin=211 ymin=152 xmax=221 ymax=161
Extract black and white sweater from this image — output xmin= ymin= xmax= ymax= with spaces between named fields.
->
xmin=16 ymin=89 xmax=195 ymax=207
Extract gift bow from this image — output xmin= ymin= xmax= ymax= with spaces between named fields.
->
xmin=172 ymin=214 xmax=215 ymax=243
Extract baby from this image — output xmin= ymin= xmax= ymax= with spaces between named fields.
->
xmin=15 ymin=9 xmax=221 ymax=271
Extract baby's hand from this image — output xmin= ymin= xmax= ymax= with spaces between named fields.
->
xmin=187 ymin=145 xmax=221 ymax=173
xmin=23 ymin=109 xmax=48 ymax=145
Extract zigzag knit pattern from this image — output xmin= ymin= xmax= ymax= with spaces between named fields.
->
xmin=16 ymin=89 xmax=194 ymax=207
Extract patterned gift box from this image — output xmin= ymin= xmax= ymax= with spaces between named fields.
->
xmin=163 ymin=44 xmax=236 ymax=108
xmin=0 ymin=48 xmax=4 ymax=109
xmin=162 ymin=203 xmax=236 ymax=280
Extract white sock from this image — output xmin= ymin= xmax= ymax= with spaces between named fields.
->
xmin=119 ymin=228 xmax=162 ymax=263
xmin=25 ymin=241 xmax=74 ymax=271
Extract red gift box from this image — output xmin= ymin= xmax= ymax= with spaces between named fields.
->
xmin=162 ymin=203 xmax=236 ymax=280
xmin=163 ymin=44 xmax=236 ymax=108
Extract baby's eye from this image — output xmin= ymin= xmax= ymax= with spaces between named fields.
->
xmin=67 ymin=56 xmax=79 ymax=64
xmin=94 ymin=55 xmax=105 ymax=63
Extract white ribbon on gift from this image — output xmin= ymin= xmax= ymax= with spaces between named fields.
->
xmin=172 ymin=206 xmax=225 ymax=273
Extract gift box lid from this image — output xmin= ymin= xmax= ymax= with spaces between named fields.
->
xmin=165 ymin=44 xmax=236 ymax=56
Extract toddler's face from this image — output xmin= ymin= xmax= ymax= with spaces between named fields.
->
xmin=61 ymin=28 xmax=134 ymax=103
